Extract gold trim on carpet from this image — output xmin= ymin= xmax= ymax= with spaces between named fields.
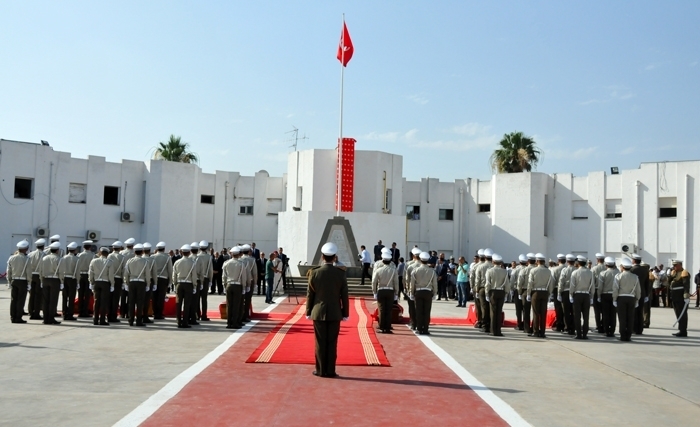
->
xmin=355 ymin=298 xmax=382 ymax=366
xmin=254 ymin=305 xmax=306 ymax=363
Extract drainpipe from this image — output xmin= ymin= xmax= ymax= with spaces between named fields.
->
xmin=48 ymin=162 xmax=53 ymax=233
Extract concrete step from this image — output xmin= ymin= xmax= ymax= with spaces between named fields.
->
xmin=285 ymin=277 xmax=376 ymax=297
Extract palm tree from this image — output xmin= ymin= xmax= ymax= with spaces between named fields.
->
xmin=153 ymin=135 xmax=199 ymax=164
xmin=489 ymin=131 xmax=542 ymax=173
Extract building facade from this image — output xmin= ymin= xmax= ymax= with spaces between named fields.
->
xmin=1 ymin=138 xmax=697 ymax=277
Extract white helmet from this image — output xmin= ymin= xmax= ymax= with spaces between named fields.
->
xmin=477 ymin=249 xmax=485 ymax=257
xmin=518 ymin=254 xmax=528 ymax=263
xmin=492 ymin=253 xmax=503 ymax=262
xmin=143 ymin=242 xmax=152 ymax=250
xmin=604 ymin=257 xmax=616 ymax=266
xmin=419 ymin=252 xmax=430 ymax=261
xmin=156 ymin=241 xmax=166 ymax=249
xmin=620 ymin=258 xmax=632 ymax=268
xmin=35 ymin=238 xmax=46 ymax=246
xmin=190 ymin=242 xmax=200 ymax=250
xmin=124 ymin=238 xmax=136 ymax=246
xmin=199 ymin=240 xmax=209 ymax=248
xmin=321 ymin=242 xmax=338 ymax=256
xmin=483 ymin=248 xmax=494 ymax=258
xmin=180 ymin=244 xmax=191 ymax=252
xmin=411 ymin=247 xmax=422 ymax=255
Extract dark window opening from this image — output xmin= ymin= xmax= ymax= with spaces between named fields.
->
xmin=439 ymin=209 xmax=454 ymax=221
xmin=103 ymin=186 xmax=120 ymax=205
xmin=201 ymin=195 xmax=215 ymax=204
xmin=659 ymin=207 xmax=677 ymax=218
xmin=406 ymin=205 xmax=420 ymax=220
xmin=605 ymin=213 xmax=622 ymax=219
xmin=479 ymin=204 xmax=491 ymax=213
xmin=239 ymin=205 xmax=253 ymax=215
xmin=14 ymin=178 xmax=33 ymax=199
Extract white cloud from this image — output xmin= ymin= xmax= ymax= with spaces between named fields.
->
xmin=362 ymin=123 xmax=498 ymax=152
xmin=547 ymin=146 xmax=597 ymax=160
xmin=407 ymin=94 xmax=428 ymax=105
xmin=691 ymin=61 xmax=698 ymax=67
xmin=579 ymin=85 xmax=635 ymax=106
xmin=362 ymin=131 xmax=401 ymax=142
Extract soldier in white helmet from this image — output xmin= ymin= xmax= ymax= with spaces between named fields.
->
xmin=306 ymin=242 xmax=349 ymax=377
xmin=76 ymin=240 xmax=96 ymax=317
xmin=46 ymin=235 xmax=64 ymax=257
xmin=151 ymin=242 xmax=172 ymax=320
xmin=476 ymin=249 xmax=494 ymax=333
xmin=597 ymin=257 xmax=619 ymax=337
xmin=668 ymin=259 xmax=690 ymax=338
xmin=410 ymin=252 xmax=437 ymax=335
xmin=240 ymin=244 xmax=257 ymax=324
xmin=557 ymin=254 xmax=576 ymax=335
xmin=173 ymin=244 xmax=197 ymax=328
xmin=124 ymin=244 xmax=151 ymax=327
xmin=27 ymin=239 xmax=46 ymax=320
xmin=550 ymin=254 xmax=567 ymax=332
xmin=7 ymin=240 xmax=32 ymax=323
xmin=510 ymin=254 xmax=527 ymax=330
xmin=222 ymin=246 xmax=248 ymax=329
xmin=629 ymin=253 xmax=650 ymax=334
xmin=89 ymin=247 xmax=115 ymax=326
xmin=471 ymin=249 xmax=487 ymax=329
xmin=372 ymin=250 xmax=399 ymax=334
xmin=403 ymin=247 xmax=422 ymax=330
xmin=569 ymin=255 xmax=595 ymax=339
xmin=141 ymin=242 xmax=155 ymax=324
xmin=59 ymin=242 xmax=80 ymax=321
xmin=119 ymin=238 xmax=137 ymax=318
xmin=107 ymin=241 xmax=125 ymax=323
xmin=590 ymin=253 xmax=606 ymax=333
xmin=485 ymin=253 xmax=509 ymax=337
xmin=527 ymin=253 xmax=554 ymax=338
xmin=39 ymin=242 xmax=63 ymax=324
xmin=613 ymin=258 xmax=641 ymax=341
xmin=197 ymin=240 xmax=214 ymax=321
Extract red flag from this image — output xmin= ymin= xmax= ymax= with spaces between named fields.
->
xmin=336 ymin=22 xmax=354 ymax=67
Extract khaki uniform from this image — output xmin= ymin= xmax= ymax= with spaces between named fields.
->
xmin=476 ymin=260 xmax=494 ymax=331
xmin=151 ymin=252 xmax=172 ymax=319
xmin=240 ymin=254 xmax=257 ymax=322
xmin=119 ymin=248 xmax=136 ymax=318
xmin=557 ymin=264 xmax=575 ymax=334
xmin=172 ymin=255 xmax=197 ymax=327
xmin=142 ymin=254 xmax=156 ymax=322
xmin=76 ymin=250 xmax=96 ymax=317
xmin=410 ymin=263 xmax=437 ymax=334
xmin=196 ymin=251 xmax=213 ymax=320
xmin=591 ymin=262 xmax=606 ymax=332
xmin=518 ymin=263 xmax=535 ymax=333
xmin=485 ymin=266 xmax=509 ymax=336
xmin=509 ymin=264 xmax=524 ymax=329
xmin=306 ymin=263 xmax=349 ymax=377
xmin=569 ymin=266 xmax=594 ymax=338
xmin=58 ymin=253 xmax=79 ymax=320
xmin=27 ymin=249 xmax=45 ymax=319
xmin=550 ymin=263 xmax=566 ymax=331
xmin=630 ymin=263 xmax=651 ymax=333
xmin=39 ymin=253 xmax=62 ymax=323
xmin=222 ymin=257 xmax=249 ymax=328
xmin=89 ymin=256 xmax=115 ymax=323
xmin=404 ymin=259 xmax=418 ymax=329
xmin=528 ymin=265 xmax=553 ymax=337
xmin=107 ymin=251 xmax=125 ymax=321
xmin=613 ymin=270 xmax=641 ymax=341
xmin=124 ymin=255 xmax=151 ymax=326
xmin=668 ymin=268 xmax=691 ymax=336
xmin=7 ymin=252 xmax=32 ymax=322
xmin=598 ymin=266 xmax=619 ymax=336
xmin=372 ymin=263 xmax=399 ymax=332
xmin=470 ymin=261 xmax=484 ymax=325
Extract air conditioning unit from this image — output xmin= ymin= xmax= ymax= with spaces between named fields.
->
xmin=86 ymin=230 xmax=101 ymax=241
xmin=36 ymin=227 xmax=49 ymax=238
xmin=621 ymin=243 xmax=637 ymax=254
xmin=120 ymin=212 xmax=133 ymax=222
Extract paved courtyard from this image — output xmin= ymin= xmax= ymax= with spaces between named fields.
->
xmin=1 ymin=284 xmax=698 ymax=426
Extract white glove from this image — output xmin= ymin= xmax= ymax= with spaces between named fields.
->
xmin=60 ymin=283 xmax=64 ymax=290
xmin=569 ymin=297 xmax=574 ymax=304
xmin=644 ymin=296 xmax=649 ymax=303
xmin=89 ymin=284 xmax=93 ymax=291
xmin=110 ymin=286 xmax=114 ymax=292
xmin=193 ymin=288 xmax=197 ymax=294
xmin=394 ymin=295 xmax=398 ymax=301
xmin=305 ymin=315 xmax=310 ymax=320
xmin=245 ymin=287 xmax=250 ymax=293
xmin=27 ymin=284 xmax=31 ymax=291
xmin=41 ymin=283 xmax=43 ymax=288
xmin=684 ymin=298 xmax=690 ymax=304
xmin=342 ymin=317 xmax=349 ymax=322
xmin=373 ymin=294 xmax=377 ymax=300
xmin=153 ymin=285 xmax=157 ymax=291
xmin=590 ymin=298 xmax=594 ymax=305
xmin=526 ymin=295 xmax=531 ymax=302
xmin=613 ymin=301 xmax=618 ymax=307
xmin=199 ymin=284 xmax=203 ymax=290
xmin=635 ymin=302 xmax=638 ymax=308
xmin=123 ymin=283 xmax=128 ymax=290
xmin=485 ymin=296 xmax=490 ymax=303
xmin=518 ymin=294 xmax=521 ymax=300
xmin=410 ymin=296 xmax=415 ymax=301
xmin=557 ymin=295 xmax=562 ymax=302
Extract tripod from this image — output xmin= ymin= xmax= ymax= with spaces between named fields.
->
xmin=273 ymin=262 xmax=299 ymax=304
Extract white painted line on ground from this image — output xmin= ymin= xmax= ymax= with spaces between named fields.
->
xmin=113 ymin=295 xmax=288 ymax=427
xmin=414 ymin=328 xmax=532 ymax=427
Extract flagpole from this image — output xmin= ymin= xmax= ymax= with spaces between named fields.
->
xmin=337 ymin=14 xmax=345 ymax=217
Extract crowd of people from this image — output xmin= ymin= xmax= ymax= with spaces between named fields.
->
xmin=6 ymin=235 xmax=290 ymax=329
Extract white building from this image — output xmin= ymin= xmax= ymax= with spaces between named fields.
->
xmin=1 ymin=138 xmax=697 ymax=277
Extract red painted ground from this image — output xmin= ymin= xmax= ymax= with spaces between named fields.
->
xmin=141 ymin=299 xmax=507 ymax=427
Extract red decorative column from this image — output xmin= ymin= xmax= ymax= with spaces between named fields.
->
xmin=336 ymin=137 xmax=356 ymax=212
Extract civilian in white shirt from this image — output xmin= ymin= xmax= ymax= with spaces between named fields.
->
xmin=359 ymin=245 xmax=372 ymax=285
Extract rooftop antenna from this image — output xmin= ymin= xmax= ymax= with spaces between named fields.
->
xmin=286 ymin=126 xmax=309 ymax=151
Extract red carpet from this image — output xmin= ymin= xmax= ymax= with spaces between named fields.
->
xmin=246 ymin=298 xmax=390 ymax=366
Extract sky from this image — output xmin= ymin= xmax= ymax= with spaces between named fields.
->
xmin=1 ymin=1 xmax=699 ymax=182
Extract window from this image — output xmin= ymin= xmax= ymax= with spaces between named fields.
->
xmin=103 ymin=186 xmax=120 ymax=205
xmin=406 ymin=205 xmax=420 ymax=220
xmin=572 ymin=200 xmax=588 ymax=219
xmin=267 ymin=198 xmax=282 ymax=215
xmin=69 ymin=183 xmax=86 ymax=203
xmin=385 ymin=189 xmax=392 ymax=213
xmin=14 ymin=178 xmax=33 ymax=199
xmin=239 ymin=205 xmax=253 ymax=215
xmin=439 ymin=208 xmax=454 ymax=221
xmin=201 ymin=195 xmax=215 ymax=204
xmin=659 ymin=197 xmax=677 ymax=218
xmin=605 ymin=199 xmax=622 ymax=219
xmin=479 ymin=204 xmax=490 ymax=213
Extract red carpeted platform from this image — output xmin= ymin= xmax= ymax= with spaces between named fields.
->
xmin=246 ymin=298 xmax=390 ymax=366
